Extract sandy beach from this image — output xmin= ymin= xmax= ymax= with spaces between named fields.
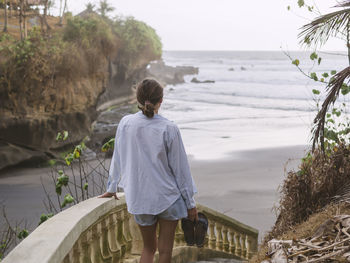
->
xmin=0 ymin=144 xmax=307 ymax=240
xmin=190 ymin=145 xmax=307 ymax=240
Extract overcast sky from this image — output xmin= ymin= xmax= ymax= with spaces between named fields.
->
xmin=52 ymin=0 xmax=346 ymax=51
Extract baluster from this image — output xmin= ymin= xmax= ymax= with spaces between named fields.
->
xmin=222 ymin=226 xmax=229 ymax=252
xmin=246 ymin=235 xmax=252 ymax=259
xmin=107 ymin=213 xmax=122 ymax=263
xmin=216 ymin=223 xmax=223 ymax=251
xmin=90 ymin=225 xmax=103 ymax=263
xmin=78 ymin=232 xmax=90 ymax=263
xmin=241 ymin=234 xmax=247 ymax=259
xmin=122 ymin=209 xmax=133 ymax=252
xmin=63 ymin=252 xmax=71 ymax=263
xmin=208 ymin=221 xmax=216 ymax=249
xmin=99 ymin=219 xmax=112 ymax=260
xmin=229 ymin=229 xmax=236 ymax=255
xmin=70 ymin=240 xmax=79 ymax=263
xmin=234 ymin=233 xmax=241 ymax=257
xmin=175 ymin=222 xmax=183 ymax=246
xmin=116 ymin=210 xmax=127 ymax=258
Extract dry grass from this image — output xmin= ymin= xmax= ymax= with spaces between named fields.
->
xmin=267 ymin=145 xmax=350 ymax=241
xmin=250 ymin=145 xmax=350 ymax=262
xmin=250 ymin=203 xmax=350 ymax=263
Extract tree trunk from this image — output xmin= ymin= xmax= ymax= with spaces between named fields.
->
xmin=58 ymin=0 xmax=62 ymax=25
xmin=59 ymin=0 xmax=67 ymax=26
xmin=19 ymin=0 xmax=23 ymax=40
xmin=43 ymin=0 xmax=51 ymax=32
xmin=9 ymin=0 xmax=12 ymax=18
xmin=23 ymin=2 xmax=27 ymax=38
xmin=3 ymin=0 xmax=8 ymax=32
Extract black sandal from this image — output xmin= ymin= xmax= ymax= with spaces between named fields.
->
xmin=194 ymin=212 xmax=208 ymax=247
xmin=181 ymin=217 xmax=195 ymax=246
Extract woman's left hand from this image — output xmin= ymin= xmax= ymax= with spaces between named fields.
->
xmin=98 ymin=192 xmax=119 ymax=199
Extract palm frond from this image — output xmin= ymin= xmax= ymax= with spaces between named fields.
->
xmin=312 ymin=66 xmax=350 ymax=151
xmin=299 ymin=7 xmax=350 ymax=46
xmin=336 ymin=1 xmax=350 ymax=8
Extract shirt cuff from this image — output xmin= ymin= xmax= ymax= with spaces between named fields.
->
xmin=181 ymin=189 xmax=196 ymax=209
xmin=107 ymin=180 xmax=117 ymax=193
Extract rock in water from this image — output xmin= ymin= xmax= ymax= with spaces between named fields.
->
xmin=191 ymin=77 xmax=215 ymax=84
xmin=146 ymin=60 xmax=199 ymax=85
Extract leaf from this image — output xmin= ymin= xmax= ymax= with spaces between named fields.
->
xmin=331 ymin=70 xmax=337 ymax=75
xmin=101 ymin=138 xmax=115 ymax=152
xmin=62 ymin=194 xmax=74 ymax=208
xmin=292 ymin=59 xmax=300 ymax=66
xmin=312 ymin=89 xmax=320 ymax=95
xmin=38 ymin=213 xmax=53 ymax=225
xmin=318 ymin=57 xmax=322 ymax=65
xmin=84 ymin=183 xmax=88 ymax=190
xmin=287 ymin=5 xmax=291 ymax=10
xmin=63 ymin=131 xmax=69 ymax=141
xmin=17 ymin=229 xmax=29 ymax=240
xmin=310 ymin=72 xmax=318 ymax=81
xmin=341 ymin=85 xmax=350 ymax=95
xmin=322 ymin=72 xmax=329 ymax=78
xmin=310 ymin=52 xmax=318 ymax=60
xmin=65 ymin=153 xmax=74 ymax=166
xmin=298 ymin=0 xmax=305 ymax=7
xmin=55 ymin=183 xmax=62 ymax=195
xmin=57 ymin=174 xmax=69 ymax=186
xmin=56 ymin=132 xmax=62 ymax=141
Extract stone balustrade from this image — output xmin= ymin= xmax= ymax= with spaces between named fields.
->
xmin=2 ymin=195 xmax=258 ymax=263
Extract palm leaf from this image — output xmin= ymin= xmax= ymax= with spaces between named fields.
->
xmin=312 ymin=66 xmax=350 ymax=151
xmin=336 ymin=1 xmax=350 ymax=8
xmin=299 ymin=5 xmax=350 ymax=46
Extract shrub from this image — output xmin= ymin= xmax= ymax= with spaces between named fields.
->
xmin=268 ymin=144 xmax=350 ymax=241
xmin=114 ymin=17 xmax=162 ymax=63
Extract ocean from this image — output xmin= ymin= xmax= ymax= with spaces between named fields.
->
xmin=160 ymin=50 xmax=349 ymax=160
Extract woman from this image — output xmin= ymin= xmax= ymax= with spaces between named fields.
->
xmin=99 ymin=78 xmax=198 ymax=263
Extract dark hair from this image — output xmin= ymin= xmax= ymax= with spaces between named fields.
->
xmin=136 ymin=78 xmax=163 ymax=118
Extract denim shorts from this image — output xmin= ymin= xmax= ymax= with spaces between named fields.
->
xmin=134 ymin=196 xmax=188 ymax=226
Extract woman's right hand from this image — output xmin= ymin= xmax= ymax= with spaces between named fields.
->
xmin=187 ymin=207 xmax=198 ymax=222
xmin=98 ymin=192 xmax=119 ymax=199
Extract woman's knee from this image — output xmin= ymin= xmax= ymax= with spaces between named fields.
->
xmin=144 ymin=242 xmax=157 ymax=254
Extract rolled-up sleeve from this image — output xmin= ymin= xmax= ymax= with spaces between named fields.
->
xmin=106 ymin=127 xmax=121 ymax=193
xmin=167 ymin=126 xmax=197 ymax=209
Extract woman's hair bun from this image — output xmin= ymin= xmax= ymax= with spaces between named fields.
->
xmin=136 ymin=78 xmax=163 ymax=118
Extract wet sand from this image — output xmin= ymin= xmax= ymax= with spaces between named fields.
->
xmin=0 ymin=145 xmax=307 ymax=239
xmin=189 ymin=145 xmax=307 ymax=240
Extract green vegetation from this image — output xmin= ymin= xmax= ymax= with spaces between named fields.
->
xmin=0 ymin=11 xmax=162 ymax=112
xmin=114 ymin=17 xmax=162 ymax=63
xmin=253 ymin=2 xmax=350 ymax=261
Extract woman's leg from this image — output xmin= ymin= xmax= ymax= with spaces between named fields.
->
xmin=138 ymin=223 xmax=157 ymax=263
xmin=158 ymin=219 xmax=178 ymax=263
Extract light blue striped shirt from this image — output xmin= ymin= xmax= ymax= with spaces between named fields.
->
xmin=107 ymin=111 xmax=197 ymax=215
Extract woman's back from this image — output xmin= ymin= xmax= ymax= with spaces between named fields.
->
xmin=108 ymin=111 xmax=196 ymax=215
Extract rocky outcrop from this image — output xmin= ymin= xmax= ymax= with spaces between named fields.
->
xmin=0 ymin=45 xmax=158 ymax=171
xmin=146 ymin=60 xmax=198 ymax=85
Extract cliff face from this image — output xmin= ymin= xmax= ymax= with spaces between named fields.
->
xmin=0 ymin=36 xmax=159 ymax=170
